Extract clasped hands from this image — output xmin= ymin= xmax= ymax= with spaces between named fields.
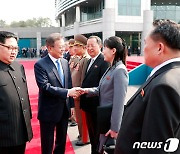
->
xmin=68 ymin=87 xmax=88 ymax=98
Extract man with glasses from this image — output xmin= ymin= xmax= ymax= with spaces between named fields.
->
xmin=34 ymin=33 xmax=79 ymax=154
xmin=0 ymin=31 xmax=33 ymax=154
xmin=80 ymin=36 xmax=109 ymax=154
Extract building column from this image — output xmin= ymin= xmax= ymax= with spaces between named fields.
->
xmin=62 ymin=13 xmax=65 ymax=27
xmin=102 ymin=0 xmax=116 ymax=42
xmin=76 ymin=5 xmax=80 ymax=22
xmin=141 ymin=10 xmax=153 ymax=55
xmin=74 ymin=5 xmax=80 ymax=35
xmin=36 ymin=32 xmax=41 ymax=57
xmin=60 ymin=13 xmax=65 ymax=36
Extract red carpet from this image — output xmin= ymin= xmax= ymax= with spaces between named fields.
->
xmin=127 ymin=56 xmax=144 ymax=72
xmin=19 ymin=60 xmax=75 ymax=154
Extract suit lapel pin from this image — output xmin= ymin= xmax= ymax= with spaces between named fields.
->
xmin=106 ymin=76 xmax=110 ymax=80
xmin=140 ymin=89 xmax=145 ymax=97
xmin=94 ymin=65 xmax=98 ymax=68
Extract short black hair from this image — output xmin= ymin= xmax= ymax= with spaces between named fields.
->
xmin=0 ymin=31 xmax=18 ymax=44
xmin=46 ymin=33 xmax=64 ymax=47
xmin=151 ymin=19 xmax=180 ymax=50
xmin=104 ymin=36 xmax=127 ymax=66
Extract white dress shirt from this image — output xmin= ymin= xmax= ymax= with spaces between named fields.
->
xmin=149 ymin=58 xmax=180 ymax=78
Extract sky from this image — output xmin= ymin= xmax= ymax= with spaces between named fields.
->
xmin=0 ymin=0 xmax=58 ymax=26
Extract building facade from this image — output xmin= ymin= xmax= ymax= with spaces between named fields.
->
xmin=55 ymin=0 xmax=180 ymax=55
xmin=0 ymin=27 xmax=60 ymax=57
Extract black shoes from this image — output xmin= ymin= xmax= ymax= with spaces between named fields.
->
xmin=69 ymin=121 xmax=77 ymax=127
xmin=75 ymin=140 xmax=90 ymax=146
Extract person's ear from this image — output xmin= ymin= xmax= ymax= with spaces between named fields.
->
xmin=112 ymin=48 xmax=116 ymax=55
xmin=83 ymin=45 xmax=86 ymax=49
xmin=157 ymin=43 xmax=164 ymax=55
xmin=99 ymin=44 xmax=103 ymax=49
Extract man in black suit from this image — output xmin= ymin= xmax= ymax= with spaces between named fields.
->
xmin=34 ymin=33 xmax=79 ymax=154
xmin=0 ymin=31 xmax=33 ymax=154
xmin=80 ymin=36 xmax=109 ymax=154
xmin=63 ymin=41 xmax=71 ymax=62
xmin=115 ymin=20 xmax=180 ymax=154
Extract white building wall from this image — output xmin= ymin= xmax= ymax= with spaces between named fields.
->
xmin=56 ymin=0 xmax=154 ymax=50
xmin=115 ymin=23 xmax=143 ymax=32
xmin=79 ymin=19 xmax=103 ymax=34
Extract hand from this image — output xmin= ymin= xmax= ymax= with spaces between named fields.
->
xmin=75 ymin=87 xmax=85 ymax=95
xmin=68 ymin=87 xmax=80 ymax=98
xmin=68 ymin=87 xmax=85 ymax=98
xmin=105 ymin=129 xmax=118 ymax=139
xmin=76 ymin=88 xmax=89 ymax=95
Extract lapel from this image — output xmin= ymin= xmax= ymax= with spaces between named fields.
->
xmin=98 ymin=67 xmax=111 ymax=87
xmin=85 ymin=59 xmax=91 ymax=74
xmin=84 ymin=53 xmax=102 ymax=80
xmin=126 ymin=61 xmax=180 ymax=106
xmin=98 ymin=61 xmax=122 ymax=88
xmin=46 ymin=56 xmax=64 ymax=86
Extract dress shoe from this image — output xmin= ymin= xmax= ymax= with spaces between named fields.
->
xmin=77 ymin=135 xmax=81 ymax=140
xmin=69 ymin=122 xmax=77 ymax=127
xmin=75 ymin=140 xmax=90 ymax=146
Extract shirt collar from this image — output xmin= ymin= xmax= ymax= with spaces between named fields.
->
xmin=0 ymin=61 xmax=15 ymax=71
xmin=149 ymin=58 xmax=180 ymax=77
xmin=48 ymin=53 xmax=59 ymax=63
xmin=91 ymin=52 xmax=100 ymax=61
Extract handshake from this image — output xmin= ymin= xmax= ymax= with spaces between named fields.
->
xmin=68 ymin=87 xmax=89 ymax=98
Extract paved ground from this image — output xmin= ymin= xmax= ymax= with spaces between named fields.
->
xmin=67 ymin=85 xmax=140 ymax=154
xmin=17 ymin=58 xmax=142 ymax=154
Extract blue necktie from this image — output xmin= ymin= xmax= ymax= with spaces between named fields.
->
xmin=56 ymin=60 xmax=64 ymax=86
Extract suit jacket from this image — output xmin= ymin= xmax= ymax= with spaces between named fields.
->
xmin=63 ymin=51 xmax=70 ymax=62
xmin=80 ymin=53 xmax=109 ymax=112
xmin=88 ymin=61 xmax=128 ymax=132
xmin=34 ymin=55 xmax=74 ymax=123
xmin=0 ymin=61 xmax=33 ymax=147
xmin=115 ymin=62 xmax=180 ymax=154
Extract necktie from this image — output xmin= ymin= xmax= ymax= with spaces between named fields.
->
xmin=87 ymin=58 xmax=94 ymax=72
xmin=56 ymin=60 xmax=64 ymax=86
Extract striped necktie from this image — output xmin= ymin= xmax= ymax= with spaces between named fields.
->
xmin=56 ymin=60 xmax=64 ymax=86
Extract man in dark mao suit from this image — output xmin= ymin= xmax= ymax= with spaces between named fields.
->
xmin=115 ymin=20 xmax=180 ymax=154
xmin=34 ymin=33 xmax=78 ymax=154
xmin=80 ymin=36 xmax=109 ymax=154
xmin=0 ymin=31 xmax=33 ymax=154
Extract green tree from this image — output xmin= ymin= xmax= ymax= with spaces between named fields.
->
xmin=10 ymin=21 xmax=27 ymax=27
xmin=9 ymin=17 xmax=53 ymax=27
xmin=0 ymin=20 xmax=7 ymax=27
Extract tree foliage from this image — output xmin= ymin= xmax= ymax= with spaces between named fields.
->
xmin=0 ymin=17 xmax=54 ymax=28
xmin=0 ymin=20 xmax=7 ymax=27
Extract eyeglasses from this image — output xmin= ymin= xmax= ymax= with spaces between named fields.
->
xmin=86 ymin=45 xmax=97 ymax=48
xmin=0 ymin=43 xmax=19 ymax=52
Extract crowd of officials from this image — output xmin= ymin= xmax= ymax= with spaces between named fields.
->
xmin=0 ymin=19 xmax=179 ymax=154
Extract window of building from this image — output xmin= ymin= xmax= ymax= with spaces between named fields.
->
xmin=80 ymin=1 xmax=104 ymax=22
xmin=118 ymin=0 xmax=141 ymax=16
xmin=151 ymin=1 xmax=180 ymax=24
xmin=65 ymin=8 xmax=76 ymax=26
